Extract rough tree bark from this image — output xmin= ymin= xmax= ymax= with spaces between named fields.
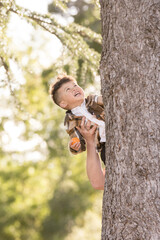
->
xmin=100 ymin=0 xmax=160 ymax=239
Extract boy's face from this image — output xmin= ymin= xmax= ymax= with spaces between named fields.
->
xmin=58 ymin=81 xmax=85 ymax=110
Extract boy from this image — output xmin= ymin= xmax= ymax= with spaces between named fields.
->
xmin=49 ymin=74 xmax=105 ymax=189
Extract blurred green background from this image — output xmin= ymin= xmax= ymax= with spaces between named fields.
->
xmin=0 ymin=0 xmax=103 ymax=239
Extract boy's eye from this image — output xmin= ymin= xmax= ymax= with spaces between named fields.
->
xmin=66 ymin=88 xmax=70 ymax=91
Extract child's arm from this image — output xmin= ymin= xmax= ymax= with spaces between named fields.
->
xmin=64 ymin=114 xmax=86 ymax=155
xmin=97 ymin=96 xmax=103 ymax=106
xmin=77 ymin=117 xmax=105 ymax=190
xmin=86 ymin=95 xmax=104 ymax=107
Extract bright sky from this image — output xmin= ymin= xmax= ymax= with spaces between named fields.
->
xmin=9 ymin=0 xmax=63 ymax=68
xmin=1 ymin=0 xmax=63 ymax=161
xmin=16 ymin=0 xmax=52 ymax=14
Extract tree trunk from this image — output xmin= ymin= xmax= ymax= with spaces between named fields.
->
xmin=100 ymin=0 xmax=160 ymax=239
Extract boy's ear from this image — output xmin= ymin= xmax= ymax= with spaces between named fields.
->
xmin=59 ymin=100 xmax=67 ymax=109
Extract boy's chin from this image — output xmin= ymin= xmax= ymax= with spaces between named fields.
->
xmin=79 ymin=97 xmax=85 ymax=102
xmin=73 ymin=98 xmax=84 ymax=106
xmin=74 ymin=95 xmax=84 ymax=101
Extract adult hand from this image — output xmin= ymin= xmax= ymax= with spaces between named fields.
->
xmin=76 ymin=117 xmax=97 ymax=144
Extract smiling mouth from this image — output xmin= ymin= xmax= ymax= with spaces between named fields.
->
xmin=75 ymin=92 xmax=81 ymax=96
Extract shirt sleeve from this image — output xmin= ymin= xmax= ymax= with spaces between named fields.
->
xmin=68 ymin=128 xmax=86 ymax=155
xmin=64 ymin=113 xmax=86 ymax=155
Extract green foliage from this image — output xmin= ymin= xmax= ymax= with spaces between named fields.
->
xmin=0 ymin=0 xmax=102 ymax=239
xmin=48 ymin=0 xmax=101 ymax=83
xmin=1 ymin=0 xmax=101 ymax=87
xmin=41 ymin=161 xmax=96 ymax=240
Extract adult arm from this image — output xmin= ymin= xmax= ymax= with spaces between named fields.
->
xmin=77 ymin=117 xmax=105 ymax=190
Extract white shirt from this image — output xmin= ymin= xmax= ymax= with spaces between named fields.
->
xmin=71 ymin=100 xmax=106 ymax=142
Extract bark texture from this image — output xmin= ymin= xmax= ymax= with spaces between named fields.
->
xmin=100 ymin=0 xmax=160 ymax=239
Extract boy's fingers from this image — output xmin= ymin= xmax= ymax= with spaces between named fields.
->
xmin=88 ymin=95 xmax=96 ymax=107
xmin=86 ymin=95 xmax=94 ymax=107
xmin=86 ymin=95 xmax=91 ymax=107
xmin=70 ymin=142 xmax=81 ymax=150
xmin=75 ymin=142 xmax=81 ymax=150
xmin=75 ymin=142 xmax=80 ymax=147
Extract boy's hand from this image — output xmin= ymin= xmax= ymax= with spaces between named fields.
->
xmin=69 ymin=140 xmax=81 ymax=152
xmin=86 ymin=94 xmax=97 ymax=107
xmin=86 ymin=95 xmax=103 ymax=107
xmin=97 ymin=96 xmax=103 ymax=106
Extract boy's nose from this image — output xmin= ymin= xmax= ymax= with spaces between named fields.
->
xmin=72 ymin=87 xmax=76 ymax=92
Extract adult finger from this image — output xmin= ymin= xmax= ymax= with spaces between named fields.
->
xmin=80 ymin=116 xmax=86 ymax=129
xmin=90 ymin=124 xmax=97 ymax=134
xmin=76 ymin=126 xmax=83 ymax=135
xmin=86 ymin=120 xmax=91 ymax=130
